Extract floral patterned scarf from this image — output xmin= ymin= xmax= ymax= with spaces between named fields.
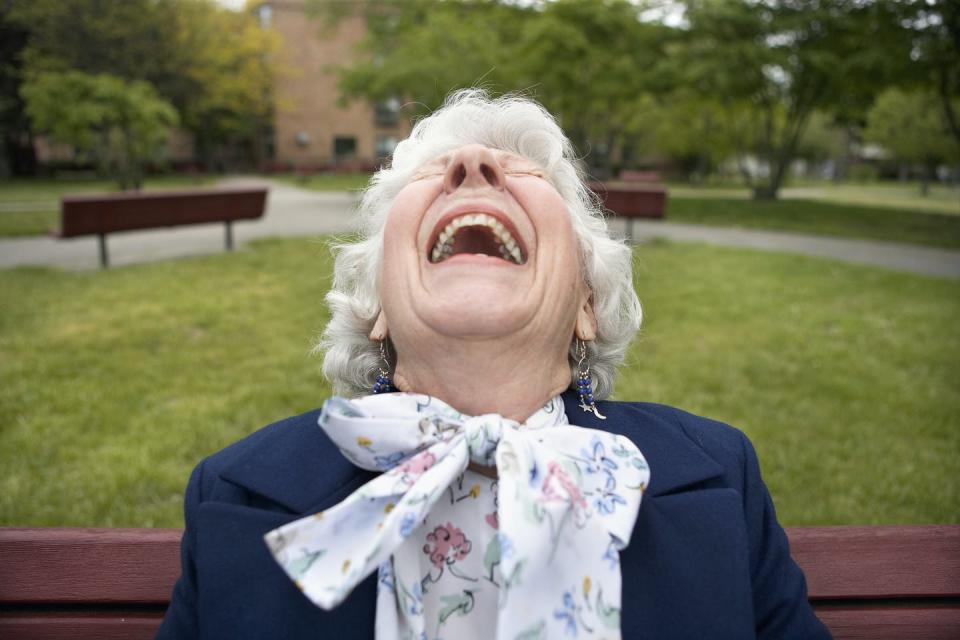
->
xmin=264 ymin=393 xmax=650 ymax=639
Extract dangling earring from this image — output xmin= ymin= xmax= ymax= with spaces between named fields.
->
xmin=372 ymin=340 xmax=395 ymax=394
xmin=576 ymin=339 xmax=605 ymax=420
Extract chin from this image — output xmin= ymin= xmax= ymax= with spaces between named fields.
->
xmin=419 ymin=296 xmax=534 ymax=338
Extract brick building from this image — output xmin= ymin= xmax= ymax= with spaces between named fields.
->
xmin=254 ymin=0 xmax=410 ymax=171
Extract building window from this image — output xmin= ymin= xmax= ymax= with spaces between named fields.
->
xmin=374 ymin=97 xmax=401 ymax=127
xmin=375 ymin=135 xmax=398 ymax=159
xmin=333 ymin=136 xmax=357 ymax=159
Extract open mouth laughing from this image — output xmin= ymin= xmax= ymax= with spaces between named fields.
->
xmin=428 ymin=212 xmax=527 ymax=265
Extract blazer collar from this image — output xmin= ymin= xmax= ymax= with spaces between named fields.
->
xmin=559 ymin=390 xmax=724 ymax=497
xmin=217 ymin=408 xmax=377 ymax=515
xmin=218 ymin=393 xmax=725 ymax=515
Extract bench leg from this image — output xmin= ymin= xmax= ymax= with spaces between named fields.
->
xmin=98 ymin=234 xmax=109 ymax=269
xmin=225 ymin=220 xmax=234 ymax=251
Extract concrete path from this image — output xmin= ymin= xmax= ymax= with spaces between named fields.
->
xmin=0 ymin=177 xmax=360 ymax=271
xmin=1 ymin=177 xmax=959 ymax=279
xmin=627 ymin=220 xmax=960 ymax=279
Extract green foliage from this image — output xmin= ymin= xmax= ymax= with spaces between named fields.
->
xmin=891 ymin=1 xmax=960 ymax=152
xmin=678 ymin=0 xmax=913 ymax=198
xmin=0 ymin=238 xmax=957 ymax=526
xmin=172 ymin=0 xmax=278 ymax=162
xmin=325 ymin=0 xmax=926 ymax=189
xmin=8 ymin=0 xmax=277 ymax=170
xmin=21 ymin=71 xmax=178 ymax=189
xmin=326 ymin=0 xmax=672 ymax=175
xmin=508 ymin=0 xmax=669 ymax=173
xmin=8 ymin=0 xmax=183 ymax=88
xmin=795 ymin=112 xmax=847 ymax=164
xmin=333 ymin=0 xmax=529 ymax=114
xmin=864 ymin=88 xmax=959 ymax=166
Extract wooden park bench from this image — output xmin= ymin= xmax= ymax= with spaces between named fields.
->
xmin=57 ymin=187 xmax=269 ymax=268
xmin=1 ymin=525 xmax=957 ymax=638
xmin=589 ymin=181 xmax=667 ymax=243
xmin=618 ymin=169 xmax=663 ymax=183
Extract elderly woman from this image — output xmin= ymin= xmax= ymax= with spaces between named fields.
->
xmin=158 ymin=91 xmax=829 ymax=639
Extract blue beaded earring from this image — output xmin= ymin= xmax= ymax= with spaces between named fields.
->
xmin=372 ymin=340 xmax=395 ymax=394
xmin=576 ymin=339 xmax=605 ymax=420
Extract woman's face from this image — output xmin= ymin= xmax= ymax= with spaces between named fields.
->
xmin=377 ymin=144 xmax=591 ymax=353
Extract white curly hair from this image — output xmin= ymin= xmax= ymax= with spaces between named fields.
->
xmin=319 ymin=89 xmax=641 ymax=399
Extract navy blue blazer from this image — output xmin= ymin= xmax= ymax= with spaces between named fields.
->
xmin=157 ymin=392 xmax=830 ymax=639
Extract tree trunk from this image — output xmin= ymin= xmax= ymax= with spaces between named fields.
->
xmin=752 ymin=185 xmax=778 ymax=200
xmin=920 ymin=162 xmax=933 ymax=197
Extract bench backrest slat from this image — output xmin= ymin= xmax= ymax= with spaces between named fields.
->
xmin=0 ymin=527 xmax=180 ymax=604
xmin=2 ymin=525 xmax=958 ymax=639
xmin=588 ymin=182 xmax=667 ymax=219
xmin=787 ymin=525 xmax=960 ymax=600
xmin=59 ymin=188 xmax=267 ymax=237
xmin=0 ymin=613 xmax=165 ymax=640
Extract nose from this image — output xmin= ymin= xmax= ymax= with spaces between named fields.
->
xmin=443 ymin=145 xmax=506 ymax=194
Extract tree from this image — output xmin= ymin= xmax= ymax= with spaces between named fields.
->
xmin=893 ymin=1 xmax=960 ymax=158
xmin=678 ymin=0 xmax=913 ymax=199
xmin=8 ymin=0 xmax=277 ymax=172
xmin=509 ymin=0 xmax=671 ymax=177
xmin=0 ymin=4 xmax=35 ymax=177
xmin=328 ymin=0 xmax=529 ymax=114
xmin=171 ymin=0 xmax=278 ymax=169
xmin=864 ymin=88 xmax=959 ymax=195
xmin=21 ymin=71 xmax=179 ymax=189
xmin=322 ymin=0 xmax=672 ymax=176
xmin=642 ymin=92 xmax=748 ymax=182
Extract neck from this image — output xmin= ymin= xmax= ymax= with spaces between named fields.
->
xmin=392 ymin=336 xmax=571 ymax=422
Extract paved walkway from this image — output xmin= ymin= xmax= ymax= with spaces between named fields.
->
xmin=627 ymin=221 xmax=960 ymax=279
xmin=1 ymin=177 xmax=959 ymax=279
xmin=0 ymin=178 xmax=360 ymax=270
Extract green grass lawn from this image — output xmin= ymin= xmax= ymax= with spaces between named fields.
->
xmin=784 ymin=182 xmax=960 ymax=215
xmin=272 ymin=172 xmax=372 ymax=192
xmin=668 ymin=181 xmax=960 ymax=215
xmin=666 ymin=197 xmax=960 ymax=249
xmin=1 ymin=237 xmax=957 ymax=528
xmin=0 ymin=175 xmax=215 ymax=237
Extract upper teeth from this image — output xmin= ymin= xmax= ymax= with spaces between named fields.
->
xmin=430 ymin=213 xmax=523 ymax=265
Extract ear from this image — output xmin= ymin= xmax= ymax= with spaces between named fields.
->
xmin=574 ymin=297 xmax=597 ymax=341
xmin=369 ymin=310 xmax=389 ymax=341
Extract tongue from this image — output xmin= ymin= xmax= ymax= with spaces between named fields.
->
xmin=451 ymin=226 xmax=502 ymax=258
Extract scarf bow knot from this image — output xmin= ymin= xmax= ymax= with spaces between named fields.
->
xmin=264 ymin=393 xmax=650 ymax=639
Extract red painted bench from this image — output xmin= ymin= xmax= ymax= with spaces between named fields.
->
xmin=1 ymin=526 xmax=958 ymax=638
xmin=618 ymin=169 xmax=663 ymax=184
xmin=589 ymin=181 xmax=667 ymax=242
xmin=58 ymin=187 xmax=268 ymax=268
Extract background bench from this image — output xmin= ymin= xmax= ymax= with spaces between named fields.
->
xmin=618 ymin=169 xmax=663 ymax=184
xmin=58 ymin=187 xmax=268 ymax=268
xmin=1 ymin=526 xmax=957 ymax=638
xmin=589 ymin=181 xmax=667 ymax=242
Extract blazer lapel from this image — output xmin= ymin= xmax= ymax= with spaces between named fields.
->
xmin=216 ymin=408 xmax=377 ymax=516
xmin=561 ymin=390 xmax=725 ymax=497
xmin=562 ymin=391 xmax=756 ymax=638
